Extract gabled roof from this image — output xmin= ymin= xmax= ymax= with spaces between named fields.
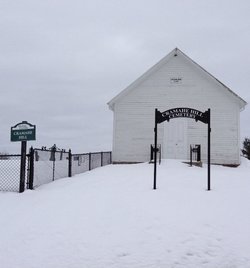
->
xmin=108 ymin=48 xmax=247 ymax=111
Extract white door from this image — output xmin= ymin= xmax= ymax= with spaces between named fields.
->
xmin=163 ymin=118 xmax=188 ymax=159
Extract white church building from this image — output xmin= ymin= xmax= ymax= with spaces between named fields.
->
xmin=108 ymin=48 xmax=247 ymax=165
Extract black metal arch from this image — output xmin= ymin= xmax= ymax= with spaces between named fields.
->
xmin=153 ymin=107 xmax=211 ymax=191
xmin=156 ymin=107 xmax=209 ymax=124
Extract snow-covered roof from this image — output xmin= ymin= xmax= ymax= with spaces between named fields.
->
xmin=108 ymin=48 xmax=247 ymax=111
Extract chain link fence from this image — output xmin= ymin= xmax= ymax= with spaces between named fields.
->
xmin=102 ymin=152 xmax=112 ymax=166
xmin=33 ymin=148 xmax=70 ymax=188
xmin=33 ymin=150 xmax=112 ymax=188
xmin=0 ymin=154 xmax=29 ymax=192
xmin=0 ymin=147 xmax=112 ymax=192
xmin=72 ymin=154 xmax=89 ymax=176
xmin=71 ymin=152 xmax=112 ymax=176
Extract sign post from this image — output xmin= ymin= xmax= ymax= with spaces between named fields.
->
xmin=153 ymin=107 xmax=211 ymax=191
xmin=19 ymin=140 xmax=27 ymax=192
xmin=10 ymin=121 xmax=36 ymax=193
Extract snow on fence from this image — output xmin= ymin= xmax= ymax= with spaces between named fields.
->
xmin=0 ymin=148 xmax=112 ymax=192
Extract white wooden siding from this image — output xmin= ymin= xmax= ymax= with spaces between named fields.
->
xmin=111 ymin=51 xmax=244 ymax=165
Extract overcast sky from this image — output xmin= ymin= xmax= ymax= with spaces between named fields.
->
xmin=1 ymin=0 xmax=250 ymax=153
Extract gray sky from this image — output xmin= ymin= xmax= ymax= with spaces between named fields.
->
xmin=1 ymin=0 xmax=250 ymax=153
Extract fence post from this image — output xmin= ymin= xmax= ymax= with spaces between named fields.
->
xmin=28 ymin=147 xmax=34 ymax=190
xmin=89 ymin=153 xmax=91 ymax=170
xmin=101 ymin=152 xmax=103 ymax=166
xmin=197 ymin=145 xmax=201 ymax=162
xmin=68 ymin=149 xmax=72 ymax=177
xmin=50 ymin=145 xmax=56 ymax=181
xmin=190 ymin=145 xmax=192 ymax=167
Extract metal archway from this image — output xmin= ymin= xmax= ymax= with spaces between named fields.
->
xmin=153 ymin=107 xmax=211 ymax=190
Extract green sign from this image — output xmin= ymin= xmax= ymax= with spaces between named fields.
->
xmin=11 ymin=121 xmax=36 ymax=142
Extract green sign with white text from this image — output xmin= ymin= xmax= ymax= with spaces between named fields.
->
xmin=11 ymin=121 xmax=36 ymax=142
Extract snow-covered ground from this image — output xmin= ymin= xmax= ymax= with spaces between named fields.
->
xmin=1 ymin=159 xmax=250 ymax=268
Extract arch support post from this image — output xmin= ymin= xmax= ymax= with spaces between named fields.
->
xmin=153 ymin=108 xmax=158 ymax=190
xmin=207 ymin=108 xmax=211 ymax=191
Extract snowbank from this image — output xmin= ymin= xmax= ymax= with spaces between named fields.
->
xmin=0 ymin=159 xmax=250 ymax=267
